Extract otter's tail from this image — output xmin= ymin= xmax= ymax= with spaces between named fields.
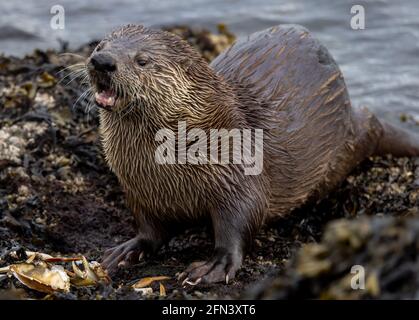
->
xmin=374 ymin=120 xmax=419 ymax=157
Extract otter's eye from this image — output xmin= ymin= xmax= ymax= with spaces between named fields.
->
xmin=136 ymin=57 xmax=148 ymax=67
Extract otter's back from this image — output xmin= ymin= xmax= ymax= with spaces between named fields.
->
xmin=211 ymin=25 xmax=358 ymax=216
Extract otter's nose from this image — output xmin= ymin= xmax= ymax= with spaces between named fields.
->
xmin=90 ymin=53 xmax=117 ymax=73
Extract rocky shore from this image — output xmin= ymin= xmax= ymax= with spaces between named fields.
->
xmin=0 ymin=25 xmax=418 ymax=300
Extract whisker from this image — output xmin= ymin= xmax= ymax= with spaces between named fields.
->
xmin=85 ymin=91 xmax=96 ymax=122
xmin=60 ymin=69 xmax=88 ymax=87
xmin=78 ymin=73 xmax=90 ymax=87
xmin=56 ymin=63 xmax=85 ymax=75
xmin=73 ymin=87 xmax=92 ymax=110
xmin=57 ymin=68 xmax=86 ymax=85
xmin=118 ymin=101 xmax=133 ymax=123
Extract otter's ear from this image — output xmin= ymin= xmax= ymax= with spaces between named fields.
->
xmin=182 ymin=55 xmax=208 ymax=76
xmin=181 ymin=57 xmax=195 ymax=72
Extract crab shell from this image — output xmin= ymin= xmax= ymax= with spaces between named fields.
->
xmin=10 ymin=262 xmax=70 ymax=294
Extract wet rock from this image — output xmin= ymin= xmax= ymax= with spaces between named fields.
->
xmin=164 ymin=24 xmax=236 ymax=61
xmin=0 ymin=122 xmax=48 ymax=166
xmin=247 ymin=216 xmax=419 ymax=299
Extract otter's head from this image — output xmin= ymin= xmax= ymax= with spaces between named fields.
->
xmin=87 ymin=24 xmax=209 ymax=114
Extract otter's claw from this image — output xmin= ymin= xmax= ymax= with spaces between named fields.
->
xmin=182 ymin=277 xmax=202 ymax=287
xmin=102 ymin=237 xmax=143 ymax=273
xmin=178 ymin=251 xmax=241 ymax=284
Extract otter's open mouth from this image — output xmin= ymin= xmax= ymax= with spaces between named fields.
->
xmin=95 ymin=90 xmax=116 ymax=109
xmin=90 ymin=72 xmax=118 ymax=110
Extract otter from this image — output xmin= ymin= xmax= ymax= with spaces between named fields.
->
xmin=85 ymin=24 xmax=419 ymax=284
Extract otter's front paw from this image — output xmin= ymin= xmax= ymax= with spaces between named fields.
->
xmin=178 ymin=248 xmax=242 ymax=285
xmin=102 ymin=236 xmax=148 ymax=273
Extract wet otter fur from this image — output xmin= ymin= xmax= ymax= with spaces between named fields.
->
xmin=85 ymin=24 xmax=419 ymax=284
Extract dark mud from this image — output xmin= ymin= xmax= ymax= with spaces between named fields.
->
xmin=0 ymin=25 xmax=418 ymax=300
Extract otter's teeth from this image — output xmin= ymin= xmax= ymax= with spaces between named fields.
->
xmin=107 ymin=97 xmax=115 ymax=105
xmin=95 ymin=91 xmax=116 ymax=107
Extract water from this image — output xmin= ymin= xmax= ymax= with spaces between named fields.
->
xmin=1 ymin=0 xmax=419 ymax=123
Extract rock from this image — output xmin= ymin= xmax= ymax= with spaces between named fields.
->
xmin=246 ymin=216 xmax=419 ymax=300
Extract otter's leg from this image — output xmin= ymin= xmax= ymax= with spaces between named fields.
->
xmin=101 ymin=214 xmax=166 ymax=272
xmin=179 ymin=201 xmax=263 ymax=284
